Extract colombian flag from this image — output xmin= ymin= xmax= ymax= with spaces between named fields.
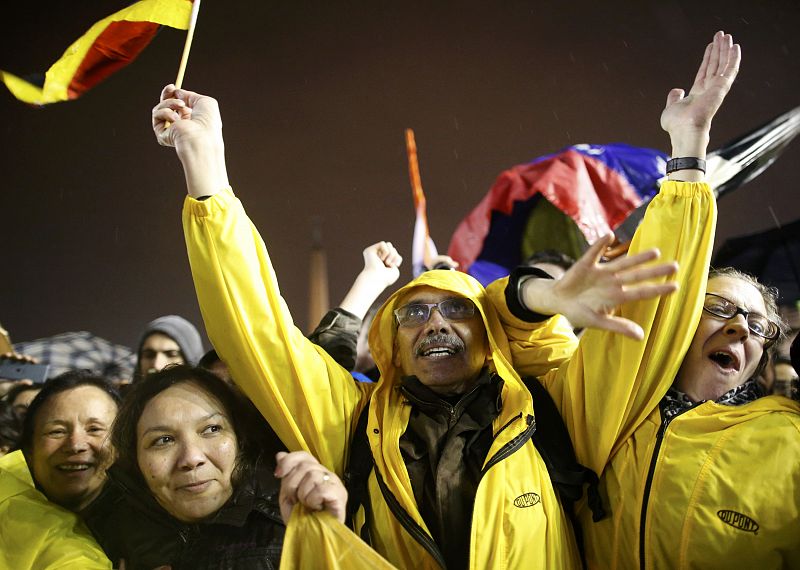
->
xmin=448 ymin=105 xmax=800 ymax=286
xmin=448 ymin=143 xmax=665 ymax=285
xmin=1 ymin=0 xmax=193 ymax=106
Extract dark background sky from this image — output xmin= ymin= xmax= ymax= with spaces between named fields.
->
xmin=2 ymin=0 xmax=799 ymax=351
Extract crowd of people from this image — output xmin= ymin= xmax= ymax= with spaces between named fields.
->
xmin=1 ymin=31 xmax=798 ymax=569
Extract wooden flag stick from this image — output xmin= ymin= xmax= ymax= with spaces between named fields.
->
xmin=174 ymin=0 xmax=202 ymax=89
xmin=165 ymin=0 xmax=202 ymax=127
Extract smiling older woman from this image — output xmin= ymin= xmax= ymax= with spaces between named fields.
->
xmin=0 ymin=371 xmax=119 ymax=568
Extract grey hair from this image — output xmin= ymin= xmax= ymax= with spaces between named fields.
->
xmin=707 ymin=266 xmax=788 ymax=377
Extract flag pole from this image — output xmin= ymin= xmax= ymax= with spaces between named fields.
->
xmin=165 ymin=0 xmax=201 ymax=128
xmin=405 ymin=129 xmax=440 ymax=276
xmin=405 ymin=129 xmax=423 ymax=204
xmin=174 ymin=0 xmax=202 ymax=88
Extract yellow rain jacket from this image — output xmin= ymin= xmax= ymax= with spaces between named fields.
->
xmin=280 ymin=506 xmax=397 ymax=569
xmin=184 ymin=187 xmax=580 ymax=568
xmin=490 ymin=181 xmax=800 ymax=568
xmin=0 ymin=450 xmax=112 ymax=569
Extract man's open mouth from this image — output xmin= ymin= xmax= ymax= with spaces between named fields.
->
xmin=420 ymin=346 xmax=458 ymax=358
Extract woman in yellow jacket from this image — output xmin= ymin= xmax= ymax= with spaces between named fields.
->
xmin=495 ymin=32 xmax=800 ymax=568
xmin=0 ymin=372 xmax=116 ymax=569
xmin=0 ymin=451 xmax=112 ymax=569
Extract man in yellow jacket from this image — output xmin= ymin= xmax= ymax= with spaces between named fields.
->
xmin=148 ymin=34 xmax=737 ymax=568
xmin=151 ymin=103 xmax=674 ymax=568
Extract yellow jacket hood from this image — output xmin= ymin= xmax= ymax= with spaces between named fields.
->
xmin=370 ymin=269 xmax=520 ymax=403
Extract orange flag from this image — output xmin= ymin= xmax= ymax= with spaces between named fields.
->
xmin=405 ymin=129 xmax=439 ymax=277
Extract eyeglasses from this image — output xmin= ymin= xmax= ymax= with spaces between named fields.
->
xmin=703 ymin=293 xmax=780 ymax=341
xmin=394 ymin=298 xmax=476 ymax=327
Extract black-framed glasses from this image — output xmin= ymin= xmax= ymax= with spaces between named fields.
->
xmin=394 ymin=298 xmax=476 ymax=327
xmin=703 ymin=293 xmax=780 ymax=341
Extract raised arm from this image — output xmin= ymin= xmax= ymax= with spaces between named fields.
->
xmin=661 ymin=30 xmax=741 ymax=179
xmin=510 ymin=235 xmax=679 ymax=340
xmin=309 ymin=242 xmax=402 ymax=371
xmin=153 ymin=86 xmax=368 ymax=472
xmin=492 ymin=32 xmax=740 ymax=473
xmin=339 ymin=241 xmax=403 ymax=319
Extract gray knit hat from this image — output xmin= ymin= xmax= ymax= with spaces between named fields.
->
xmin=136 ymin=315 xmax=204 ymax=374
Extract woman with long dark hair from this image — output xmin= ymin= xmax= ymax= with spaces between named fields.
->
xmin=87 ymin=364 xmax=346 ymax=569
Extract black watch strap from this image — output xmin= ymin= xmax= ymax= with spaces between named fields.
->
xmin=666 ymin=157 xmax=706 ymax=174
xmin=505 ymin=266 xmax=555 ymax=323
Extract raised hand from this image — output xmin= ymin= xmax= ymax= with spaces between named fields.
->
xmin=660 ymin=31 xmax=741 ymax=158
xmin=339 ymin=241 xmax=404 ymax=318
xmin=522 ymin=235 xmax=679 ymax=340
xmin=275 ymin=451 xmax=347 ymax=524
xmin=361 ymin=241 xmax=403 ymax=289
xmin=152 ymin=84 xmax=229 ymax=198
xmin=152 ymin=85 xmax=222 ymax=148
xmin=427 ymin=254 xmax=459 ymax=271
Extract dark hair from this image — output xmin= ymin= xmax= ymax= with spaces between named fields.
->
xmin=2 ymin=382 xmax=42 ymax=407
xmin=707 ymin=266 xmax=788 ymax=378
xmin=198 ymin=348 xmax=221 ymax=370
xmin=522 ymin=249 xmax=576 ymax=272
xmin=0 ymin=400 xmax=25 ymax=453
xmin=20 ymin=371 xmax=121 ymax=455
xmin=112 ymin=365 xmax=272 ymax=490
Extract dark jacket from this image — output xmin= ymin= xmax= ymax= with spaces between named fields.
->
xmin=308 ymin=308 xmax=380 ymax=381
xmin=307 ymin=308 xmax=362 ymax=372
xmin=399 ymin=370 xmax=501 ymax=570
xmin=84 ymin=460 xmax=285 ymax=570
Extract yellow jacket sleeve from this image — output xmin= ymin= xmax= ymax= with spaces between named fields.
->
xmin=483 ymin=285 xmax=579 ymax=378
xmin=489 ymin=181 xmax=716 ymax=474
xmin=182 ymin=188 xmax=370 ymax=473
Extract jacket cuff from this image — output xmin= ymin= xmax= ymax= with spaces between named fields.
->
xmin=505 ymin=266 xmax=555 ymax=322
xmin=313 ymin=308 xmax=362 ymax=332
xmin=184 ymin=186 xmax=235 ymax=217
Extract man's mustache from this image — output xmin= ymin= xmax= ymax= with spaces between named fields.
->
xmin=415 ymin=333 xmax=465 ymax=356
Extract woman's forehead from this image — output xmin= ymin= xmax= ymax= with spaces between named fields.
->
xmin=34 ymin=386 xmax=117 ymax=432
xmin=707 ymin=275 xmax=766 ymax=311
xmin=39 ymin=385 xmax=116 ymax=415
xmin=139 ymin=383 xmax=227 ymax=426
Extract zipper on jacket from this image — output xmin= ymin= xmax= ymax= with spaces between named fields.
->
xmin=402 ymin=381 xmax=484 ymax=429
xmin=374 ymin=468 xmax=448 ymax=569
xmin=638 ymin=404 xmax=699 ymax=570
xmin=178 ymin=524 xmax=200 ymax=545
xmin=481 ymin=414 xmax=535 ymax=476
